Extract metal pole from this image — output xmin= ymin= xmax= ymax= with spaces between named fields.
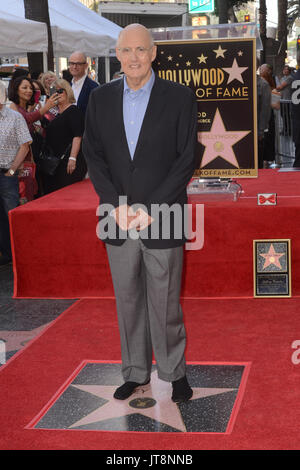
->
xmin=105 ymin=56 xmax=110 ymax=83
xmin=43 ymin=52 xmax=48 ymax=73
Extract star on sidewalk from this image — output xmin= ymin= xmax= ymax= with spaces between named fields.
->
xmin=222 ymin=58 xmax=248 ymax=85
xmin=198 ymin=108 xmax=251 ymax=168
xmin=69 ymin=370 xmax=236 ymax=432
xmin=260 ymin=244 xmax=285 ymax=269
xmin=0 ymin=323 xmax=51 ymax=353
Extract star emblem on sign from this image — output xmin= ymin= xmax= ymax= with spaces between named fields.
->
xmin=198 ymin=108 xmax=251 ymax=168
xmin=197 ymin=54 xmax=208 ymax=64
xmin=260 ymin=244 xmax=285 ymax=270
xmin=222 ymin=58 xmax=248 ymax=85
xmin=68 ymin=370 xmax=236 ymax=432
xmin=213 ymin=45 xmax=227 ymax=58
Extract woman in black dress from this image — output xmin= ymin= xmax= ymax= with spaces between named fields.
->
xmin=42 ymin=79 xmax=86 ymax=194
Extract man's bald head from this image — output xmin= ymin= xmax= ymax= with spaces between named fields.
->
xmin=117 ymin=24 xmax=154 ymax=49
xmin=115 ymin=23 xmax=157 ymax=91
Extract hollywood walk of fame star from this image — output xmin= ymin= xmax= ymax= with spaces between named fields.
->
xmin=222 ymin=58 xmax=248 ymax=85
xmin=260 ymin=244 xmax=285 ymax=270
xmin=69 ymin=370 xmax=236 ymax=432
xmin=213 ymin=45 xmax=227 ymax=58
xmin=198 ymin=54 xmax=208 ymax=64
xmin=198 ymin=108 xmax=251 ymax=168
xmin=0 ymin=323 xmax=51 ymax=353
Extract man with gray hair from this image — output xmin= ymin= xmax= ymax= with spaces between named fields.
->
xmin=69 ymin=51 xmax=98 ymax=116
xmin=83 ymin=24 xmax=197 ymax=402
xmin=0 ymin=81 xmax=32 ymax=266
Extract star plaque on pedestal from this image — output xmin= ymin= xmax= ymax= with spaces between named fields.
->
xmin=253 ymin=239 xmax=291 ymax=297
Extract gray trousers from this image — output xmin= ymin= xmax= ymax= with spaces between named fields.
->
xmin=106 ymin=238 xmax=186 ymax=383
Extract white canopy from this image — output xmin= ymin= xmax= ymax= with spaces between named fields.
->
xmin=0 ymin=0 xmax=121 ymax=57
xmin=0 ymin=9 xmax=48 ymax=55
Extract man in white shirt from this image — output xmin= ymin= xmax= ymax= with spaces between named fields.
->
xmin=0 ymin=81 xmax=32 ymax=266
xmin=69 ymin=51 xmax=98 ymax=116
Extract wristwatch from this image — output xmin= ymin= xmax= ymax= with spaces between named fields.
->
xmin=8 ymin=169 xmax=15 ymax=176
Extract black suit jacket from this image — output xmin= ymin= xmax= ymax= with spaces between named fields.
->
xmin=83 ymin=74 xmax=197 ymax=248
xmin=77 ymin=76 xmax=98 ymax=116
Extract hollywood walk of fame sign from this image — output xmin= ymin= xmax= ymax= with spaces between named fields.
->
xmin=153 ymin=38 xmax=257 ymax=178
xmin=253 ymin=240 xmax=292 ymax=297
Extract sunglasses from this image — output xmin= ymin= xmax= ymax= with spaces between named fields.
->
xmin=56 ymin=88 xmax=65 ymax=94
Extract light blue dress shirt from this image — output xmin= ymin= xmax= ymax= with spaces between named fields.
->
xmin=123 ymin=69 xmax=155 ymax=159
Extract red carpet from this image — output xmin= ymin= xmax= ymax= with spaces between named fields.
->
xmin=0 ymin=297 xmax=299 ymax=449
xmin=9 ymin=169 xmax=300 ymax=299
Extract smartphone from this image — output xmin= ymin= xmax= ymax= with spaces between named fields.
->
xmin=39 ymin=95 xmax=46 ymax=106
xmin=49 ymin=85 xmax=56 ymax=96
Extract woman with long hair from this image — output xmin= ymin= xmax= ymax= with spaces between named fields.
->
xmin=40 ymin=71 xmax=59 ymax=122
xmin=9 ymin=76 xmax=58 ymax=134
xmin=40 ymin=71 xmax=57 ymax=97
xmin=9 ymin=76 xmax=58 ymax=200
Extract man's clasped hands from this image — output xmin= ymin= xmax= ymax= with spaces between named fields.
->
xmin=111 ymin=204 xmax=154 ymax=232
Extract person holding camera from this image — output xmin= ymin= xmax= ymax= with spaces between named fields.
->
xmin=9 ymin=76 xmax=59 ymax=200
xmin=41 ymin=79 xmax=86 ymax=194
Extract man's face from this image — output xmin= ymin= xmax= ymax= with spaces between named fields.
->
xmin=69 ymin=53 xmax=88 ymax=80
xmin=116 ymin=27 xmax=157 ymax=90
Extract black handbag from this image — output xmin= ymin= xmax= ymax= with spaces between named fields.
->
xmin=36 ymin=142 xmax=72 ymax=176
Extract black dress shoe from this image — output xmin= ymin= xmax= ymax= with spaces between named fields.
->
xmin=113 ymin=379 xmax=150 ymax=400
xmin=171 ymin=376 xmax=193 ymax=403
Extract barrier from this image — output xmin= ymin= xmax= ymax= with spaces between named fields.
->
xmin=274 ymin=99 xmax=295 ymax=166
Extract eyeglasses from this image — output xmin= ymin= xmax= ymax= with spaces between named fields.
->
xmin=117 ymin=46 xmax=153 ymax=57
xmin=68 ymin=61 xmax=87 ymax=67
xmin=56 ymin=88 xmax=65 ymax=94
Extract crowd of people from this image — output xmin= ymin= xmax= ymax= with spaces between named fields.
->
xmin=0 ymin=50 xmax=299 ymax=269
xmin=0 ymin=51 xmax=98 ymax=266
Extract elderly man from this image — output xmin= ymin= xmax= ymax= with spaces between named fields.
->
xmin=69 ymin=51 xmax=98 ymax=116
xmin=0 ymin=81 xmax=32 ymax=266
xmin=83 ymin=24 xmax=197 ymax=402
